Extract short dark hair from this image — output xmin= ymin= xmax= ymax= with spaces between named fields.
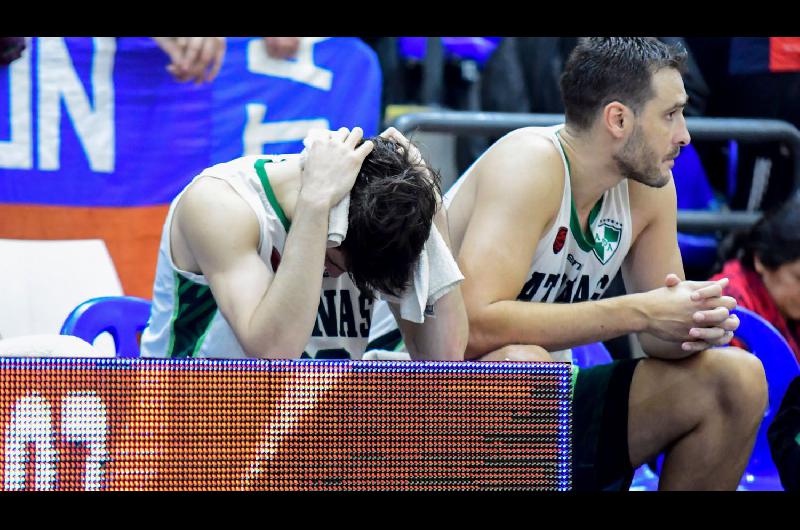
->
xmin=717 ymin=193 xmax=800 ymax=273
xmin=341 ymin=136 xmax=441 ymax=298
xmin=560 ymin=37 xmax=688 ymax=130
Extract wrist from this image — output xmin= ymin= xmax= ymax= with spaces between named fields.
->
xmin=297 ymin=189 xmax=333 ymax=212
xmin=612 ymin=292 xmax=650 ymax=334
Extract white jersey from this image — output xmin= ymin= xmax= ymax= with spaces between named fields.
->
xmin=140 ymin=155 xmax=373 ymax=360
xmin=371 ymin=125 xmax=632 ymax=361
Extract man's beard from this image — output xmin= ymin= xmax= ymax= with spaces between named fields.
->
xmin=613 ymin=127 xmax=674 ymax=188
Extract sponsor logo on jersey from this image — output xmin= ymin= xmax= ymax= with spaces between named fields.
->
xmin=592 ymin=219 xmax=622 ymax=264
xmin=553 ymin=226 xmax=568 ymax=254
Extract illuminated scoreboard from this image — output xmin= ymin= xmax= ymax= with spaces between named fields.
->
xmin=0 ymin=358 xmax=571 ymax=490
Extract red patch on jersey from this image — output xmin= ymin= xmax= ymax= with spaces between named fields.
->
xmin=553 ymin=226 xmax=568 ymax=254
xmin=270 ymin=247 xmax=282 ymax=272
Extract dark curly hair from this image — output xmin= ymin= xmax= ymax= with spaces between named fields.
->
xmin=560 ymin=37 xmax=688 ymax=131
xmin=715 ymin=193 xmax=800 ymax=273
xmin=340 ymin=136 xmax=442 ymax=298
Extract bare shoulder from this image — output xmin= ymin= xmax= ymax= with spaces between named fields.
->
xmin=473 ymin=127 xmax=565 ymax=203
xmin=174 ymin=176 xmax=261 ymax=262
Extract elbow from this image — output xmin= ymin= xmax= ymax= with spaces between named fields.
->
xmin=442 ymin=324 xmax=469 ymax=361
xmin=242 ymin=345 xmax=302 ymax=359
xmin=239 ymin=329 xmax=305 ymax=360
xmin=464 ymin=317 xmax=498 ymax=360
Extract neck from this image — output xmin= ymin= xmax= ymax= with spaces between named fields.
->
xmin=559 ymin=124 xmax=624 ymax=215
xmin=265 ymin=155 xmax=303 ymax=222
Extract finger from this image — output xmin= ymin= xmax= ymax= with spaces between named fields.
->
xmin=693 ymin=306 xmax=730 ymax=325
xmin=720 ymin=314 xmax=740 ymax=332
xmin=344 ymin=127 xmax=364 ymax=148
xmin=380 ymin=127 xmax=405 ymax=143
xmin=664 ymin=273 xmax=681 ymax=287
xmin=719 ymin=295 xmax=737 ymax=311
xmin=709 ymin=330 xmax=735 ymax=346
xmin=688 ymin=326 xmax=727 ymax=342
xmin=155 ymin=37 xmax=182 ymax=65
xmin=174 ymin=37 xmax=189 ymax=71
xmin=263 ymin=37 xmax=275 ymax=57
xmin=166 ymin=63 xmax=190 ymax=82
xmin=681 ymin=340 xmax=711 ymax=353
xmin=278 ymin=40 xmax=293 ymax=58
xmin=690 ymin=283 xmax=723 ymax=301
xmin=304 ymin=128 xmax=330 ymax=146
xmin=699 ymin=295 xmax=737 ymax=311
xmin=196 ymin=38 xmax=217 ymax=82
xmin=181 ymin=39 xmax=205 ymax=83
xmin=181 ymin=37 xmax=204 ymax=73
xmin=285 ymin=37 xmax=301 ymax=57
xmin=353 ymin=140 xmax=375 ymax=161
xmin=331 ymin=127 xmax=349 ymax=143
xmin=379 ymin=126 xmax=399 ymax=138
xmin=206 ymin=38 xmax=225 ymax=81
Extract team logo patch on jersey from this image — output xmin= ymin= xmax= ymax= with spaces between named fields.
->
xmin=592 ymin=220 xmax=622 ymax=264
xmin=553 ymin=226 xmax=568 ymax=254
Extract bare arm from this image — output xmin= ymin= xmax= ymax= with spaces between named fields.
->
xmin=390 ymin=206 xmax=468 ymax=361
xmin=458 ymin=133 xmax=648 ymax=358
xmin=458 ymin=134 xmax=734 ymax=360
xmin=177 ymin=128 xmax=374 ymax=358
xmin=622 ymin=179 xmax=738 ymax=359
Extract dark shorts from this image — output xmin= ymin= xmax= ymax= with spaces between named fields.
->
xmin=572 ymin=358 xmax=642 ymax=491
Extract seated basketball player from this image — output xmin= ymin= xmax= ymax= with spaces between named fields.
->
xmin=385 ymin=38 xmax=767 ymax=489
xmin=140 ymin=127 xmax=467 ymax=361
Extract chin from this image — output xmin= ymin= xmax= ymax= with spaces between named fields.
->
xmin=635 ymin=172 xmax=671 ymax=189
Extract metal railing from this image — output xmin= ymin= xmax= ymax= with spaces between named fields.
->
xmin=391 ymin=111 xmax=800 ymax=232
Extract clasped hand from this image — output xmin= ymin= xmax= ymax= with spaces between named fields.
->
xmin=650 ymin=273 xmax=738 ymax=353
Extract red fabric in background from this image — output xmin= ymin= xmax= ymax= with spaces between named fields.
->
xmin=0 ymin=204 xmax=169 ymax=299
xmin=770 ymin=37 xmax=800 ymax=73
xmin=711 ymin=259 xmax=800 ymax=361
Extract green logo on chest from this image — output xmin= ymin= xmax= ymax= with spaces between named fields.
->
xmin=592 ymin=220 xmax=622 ymax=264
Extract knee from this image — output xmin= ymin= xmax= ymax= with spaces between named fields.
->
xmin=699 ymin=347 xmax=768 ymax=421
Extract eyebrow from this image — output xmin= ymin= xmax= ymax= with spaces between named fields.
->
xmin=667 ymin=96 xmax=689 ymax=112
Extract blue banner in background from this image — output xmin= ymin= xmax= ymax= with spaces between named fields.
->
xmin=0 ymin=37 xmax=381 ymax=207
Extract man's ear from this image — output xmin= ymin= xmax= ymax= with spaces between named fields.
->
xmin=602 ymin=101 xmax=630 ymax=140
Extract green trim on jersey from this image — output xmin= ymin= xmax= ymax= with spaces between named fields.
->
xmin=254 ymin=158 xmax=290 ymax=232
xmin=556 ymin=130 xmax=605 ymax=253
xmin=570 ymin=196 xmax=604 ymax=253
xmin=167 ymin=272 xmax=218 ymax=358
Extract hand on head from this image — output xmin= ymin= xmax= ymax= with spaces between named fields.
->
xmin=300 ymin=127 xmax=374 ymax=209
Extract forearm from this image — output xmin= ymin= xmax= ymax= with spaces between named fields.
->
xmin=243 ymin=198 xmax=329 ymax=358
xmin=402 ymin=287 xmax=468 ymax=361
xmin=466 ymin=293 xmax=648 ymax=359
xmin=404 ymin=204 xmax=468 ymax=360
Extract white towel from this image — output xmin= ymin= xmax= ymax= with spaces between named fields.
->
xmin=326 ymin=194 xmax=350 ymax=248
xmin=298 ymin=143 xmax=350 ymax=248
xmin=378 ymin=224 xmax=464 ymax=324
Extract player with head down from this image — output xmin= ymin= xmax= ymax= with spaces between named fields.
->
xmin=140 ymin=126 xmax=467 ymax=361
